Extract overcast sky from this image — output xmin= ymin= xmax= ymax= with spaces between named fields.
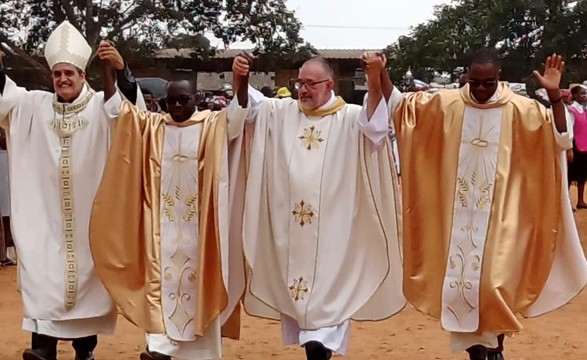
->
xmin=219 ymin=0 xmax=451 ymax=50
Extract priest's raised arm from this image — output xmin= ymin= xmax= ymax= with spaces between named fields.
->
xmin=227 ymin=52 xmax=390 ymax=146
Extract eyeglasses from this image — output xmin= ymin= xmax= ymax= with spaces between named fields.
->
xmin=294 ymin=79 xmax=330 ymax=90
xmin=467 ymin=78 xmax=498 ymax=88
xmin=166 ymin=95 xmax=192 ymax=106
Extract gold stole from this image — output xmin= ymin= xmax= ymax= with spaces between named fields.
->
xmin=298 ymin=96 xmax=346 ymax=116
xmin=90 ymin=102 xmax=238 ymax=338
xmin=394 ymin=83 xmax=561 ymax=333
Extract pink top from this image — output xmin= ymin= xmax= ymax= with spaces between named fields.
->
xmin=568 ymin=105 xmax=587 ymax=152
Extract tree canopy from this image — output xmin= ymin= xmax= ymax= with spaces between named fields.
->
xmin=385 ymin=0 xmax=587 ymax=89
xmin=0 ymin=0 xmax=304 ymax=85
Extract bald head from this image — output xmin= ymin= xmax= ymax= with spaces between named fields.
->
xmin=301 ymin=56 xmax=334 ymax=80
xmin=297 ymin=56 xmax=335 ymax=110
xmin=166 ymin=79 xmax=197 ymax=123
xmin=167 ymin=79 xmax=196 ymax=94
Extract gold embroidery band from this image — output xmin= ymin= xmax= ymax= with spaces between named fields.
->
xmin=60 ymin=135 xmax=78 ymax=311
xmin=51 ymin=91 xmax=92 ymax=311
xmin=53 ymin=90 xmax=93 ymax=115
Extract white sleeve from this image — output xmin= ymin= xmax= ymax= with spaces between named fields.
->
xmin=0 ymin=76 xmax=31 ymax=127
xmin=103 ymin=91 xmax=124 ymax=120
xmin=227 ymin=85 xmax=267 ymax=140
xmin=357 ymin=97 xmax=389 ymax=146
xmin=551 ymin=107 xmax=573 ymax=151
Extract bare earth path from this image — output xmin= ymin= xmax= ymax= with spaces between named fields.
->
xmin=1 ymin=191 xmax=586 ymax=360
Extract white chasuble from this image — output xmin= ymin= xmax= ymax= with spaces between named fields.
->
xmin=238 ymin=95 xmax=405 ymax=330
xmin=441 ymin=106 xmax=503 ymax=332
xmin=157 ymin=124 xmax=221 ymax=358
xmin=0 ymin=77 xmax=116 ymax=335
xmin=160 ymin=125 xmax=202 ymax=341
xmin=287 ymin=117 xmax=332 ymax=311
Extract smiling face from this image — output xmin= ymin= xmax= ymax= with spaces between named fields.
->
xmin=572 ymin=87 xmax=587 ymax=105
xmin=467 ymin=62 xmax=501 ymax=103
xmin=52 ymin=63 xmax=86 ymax=102
xmin=166 ymin=80 xmax=197 ymax=123
xmin=297 ymin=59 xmax=335 ymax=110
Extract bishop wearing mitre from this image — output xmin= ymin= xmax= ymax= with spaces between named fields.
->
xmin=0 ymin=21 xmax=142 ymax=360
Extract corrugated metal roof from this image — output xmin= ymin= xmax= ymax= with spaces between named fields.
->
xmin=155 ymin=48 xmax=378 ymax=59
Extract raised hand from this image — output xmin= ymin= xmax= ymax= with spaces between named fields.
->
xmin=533 ymin=54 xmax=564 ymax=94
xmin=232 ymin=52 xmax=254 ymax=95
xmin=361 ymin=51 xmax=387 ymax=82
xmin=233 ymin=53 xmax=254 ymax=77
xmin=98 ymin=40 xmax=125 ymax=71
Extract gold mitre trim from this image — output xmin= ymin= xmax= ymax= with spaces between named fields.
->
xmin=44 ymin=21 xmax=92 ymax=71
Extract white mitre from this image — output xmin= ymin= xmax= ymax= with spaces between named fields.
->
xmin=44 ymin=21 xmax=92 ymax=71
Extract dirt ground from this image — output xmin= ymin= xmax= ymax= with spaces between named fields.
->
xmin=1 ymin=191 xmax=586 ymax=360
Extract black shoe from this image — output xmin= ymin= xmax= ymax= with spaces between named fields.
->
xmin=488 ymin=352 xmax=505 ymax=360
xmin=75 ymin=351 xmax=95 ymax=360
xmin=140 ymin=350 xmax=172 ymax=360
xmin=304 ymin=341 xmax=333 ymax=360
xmin=22 ymin=349 xmax=57 ymax=360
xmin=466 ymin=345 xmax=488 ymax=360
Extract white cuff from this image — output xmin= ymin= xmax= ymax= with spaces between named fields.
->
xmin=104 ymin=92 xmax=123 ymax=120
xmin=358 ymin=97 xmax=389 ymax=146
xmin=227 ymin=98 xmax=251 ymax=140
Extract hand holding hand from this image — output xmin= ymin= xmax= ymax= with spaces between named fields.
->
xmin=233 ymin=53 xmax=254 ymax=77
xmin=98 ymin=40 xmax=125 ymax=71
xmin=361 ymin=51 xmax=387 ymax=81
xmin=233 ymin=53 xmax=254 ymax=93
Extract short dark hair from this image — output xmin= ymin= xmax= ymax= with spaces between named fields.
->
xmin=571 ymin=86 xmax=585 ymax=96
xmin=140 ymin=88 xmax=153 ymax=96
xmin=166 ymin=79 xmax=196 ymax=94
xmin=303 ymin=56 xmax=334 ymax=78
xmin=469 ymin=48 xmax=501 ymax=69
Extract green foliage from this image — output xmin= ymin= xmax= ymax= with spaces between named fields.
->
xmin=384 ymin=0 xmax=587 ymax=87
xmin=0 ymin=0 xmax=304 ymax=85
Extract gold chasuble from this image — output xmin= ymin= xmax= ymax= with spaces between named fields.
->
xmin=394 ymin=83 xmax=567 ymax=334
xmin=90 ymin=101 xmax=240 ymax=339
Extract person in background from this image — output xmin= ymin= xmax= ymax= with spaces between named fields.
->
xmin=141 ymin=88 xmax=162 ymax=113
xmin=260 ymin=86 xmax=276 ymax=98
xmin=275 ymin=87 xmax=292 ymax=99
xmin=567 ymin=84 xmax=587 ymax=208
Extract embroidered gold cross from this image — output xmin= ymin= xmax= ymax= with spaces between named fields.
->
xmin=299 ymin=126 xmax=324 ymax=150
xmin=289 ymin=276 xmax=309 ymax=301
xmin=292 ymin=200 xmax=315 ymax=227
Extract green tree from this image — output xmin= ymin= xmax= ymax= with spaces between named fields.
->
xmin=384 ymin=0 xmax=587 ymax=88
xmin=0 ymin=0 xmax=304 ymax=86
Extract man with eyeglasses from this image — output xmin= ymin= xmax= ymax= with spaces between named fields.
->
xmin=91 ymin=74 xmax=247 ymax=360
xmin=227 ymin=52 xmax=405 ymax=360
xmin=386 ymin=48 xmax=587 ymax=360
